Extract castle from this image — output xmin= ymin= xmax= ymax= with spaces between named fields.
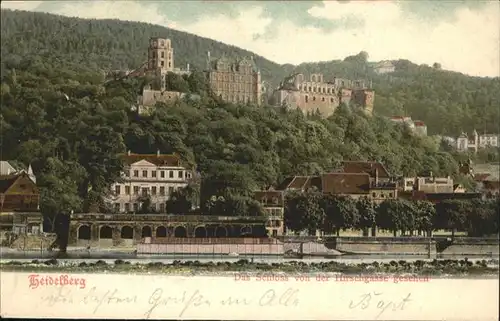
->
xmin=271 ymin=73 xmax=374 ymax=117
xmin=205 ymin=53 xmax=262 ymax=106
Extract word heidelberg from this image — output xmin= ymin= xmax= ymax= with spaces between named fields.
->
xmin=234 ymin=273 xmax=431 ymax=283
xmin=28 ymin=274 xmax=87 ymax=290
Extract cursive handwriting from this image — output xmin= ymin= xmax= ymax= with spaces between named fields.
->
xmin=349 ymin=292 xmax=412 ymax=319
xmin=220 ymin=287 xmax=300 ymax=308
xmin=83 ymin=287 xmax=138 ymax=314
xmin=144 ymin=288 xmax=211 ymax=319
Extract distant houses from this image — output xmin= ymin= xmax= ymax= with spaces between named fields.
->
xmin=389 ymin=116 xmax=427 ymax=136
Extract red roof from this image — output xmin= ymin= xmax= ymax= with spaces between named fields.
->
xmin=340 ymin=161 xmax=391 ymax=178
xmin=414 ymin=121 xmax=425 ymax=126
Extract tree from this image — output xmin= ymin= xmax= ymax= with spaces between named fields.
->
xmin=37 ymin=158 xmax=84 ymax=251
xmin=322 ymin=195 xmax=359 ymax=236
xmin=414 ymin=200 xmax=436 ymax=237
xmin=435 ymin=200 xmax=470 ymax=238
xmin=284 ymin=191 xmax=324 ymax=235
xmin=356 ymin=197 xmax=376 ymax=236
xmin=376 ymin=199 xmax=414 ymax=237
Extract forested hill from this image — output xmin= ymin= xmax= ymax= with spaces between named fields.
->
xmin=2 ymin=9 xmax=499 ymax=136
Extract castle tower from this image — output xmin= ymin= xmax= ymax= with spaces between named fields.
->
xmin=147 ymin=38 xmax=174 ymax=74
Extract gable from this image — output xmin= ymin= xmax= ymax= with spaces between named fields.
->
xmin=130 ymin=159 xmax=157 ymax=167
xmin=1 ymin=173 xmax=39 ymax=195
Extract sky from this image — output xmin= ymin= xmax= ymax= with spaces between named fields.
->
xmin=2 ymin=0 xmax=499 ymax=77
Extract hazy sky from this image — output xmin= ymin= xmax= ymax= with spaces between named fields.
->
xmin=2 ymin=0 xmax=499 ymax=77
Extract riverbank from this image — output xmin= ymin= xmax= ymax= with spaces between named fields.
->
xmin=1 ymin=258 xmax=498 ymax=276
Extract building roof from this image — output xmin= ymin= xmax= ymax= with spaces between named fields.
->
xmin=0 ymin=161 xmax=18 ymax=175
xmin=253 ymin=191 xmax=285 ymax=206
xmin=321 ymin=172 xmax=370 ymax=195
xmin=413 ymin=121 xmax=426 ymax=127
xmin=276 ymin=176 xmax=311 ymax=190
xmin=338 ymin=161 xmax=391 ymax=178
xmin=0 ymin=172 xmax=37 ymax=194
xmin=119 ymin=152 xmax=182 ymax=167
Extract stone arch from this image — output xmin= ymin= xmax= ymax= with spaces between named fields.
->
xmin=194 ymin=226 xmax=207 ymax=238
xmin=142 ymin=226 xmax=152 ymax=238
xmin=156 ymin=226 xmax=167 ymax=237
xmin=215 ymin=226 xmax=228 ymax=237
xmin=241 ymin=226 xmax=252 ymax=235
xmin=100 ymin=226 xmax=112 ymax=239
xmin=174 ymin=226 xmax=187 ymax=238
xmin=77 ymin=225 xmax=91 ymax=240
xmin=121 ymin=226 xmax=134 ymax=239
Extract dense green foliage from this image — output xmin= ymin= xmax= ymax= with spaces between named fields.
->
xmin=285 ymin=195 xmax=499 ymax=237
xmin=2 ymin=9 xmax=499 ymax=136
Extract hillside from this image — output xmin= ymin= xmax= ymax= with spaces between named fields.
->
xmin=1 ymin=9 xmax=499 ymax=136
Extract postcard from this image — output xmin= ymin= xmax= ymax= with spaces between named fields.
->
xmin=0 ymin=0 xmax=499 ymax=320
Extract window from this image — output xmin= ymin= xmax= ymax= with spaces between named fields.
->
xmin=151 ymin=186 xmax=157 ymax=195
xmin=160 ymin=186 xmax=165 ymax=195
xmin=322 ymin=97 xmax=325 ymax=102
xmin=133 ymin=186 xmax=139 ymax=195
xmin=124 ymin=203 xmax=130 ymax=212
xmin=389 ymin=193 xmax=393 ymax=197
xmin=133 ymin=203 xmax=139 ymax=212
xmin=330 ymin=98 xmax=334 ymax=103
xmin=272 ymin=230 xmax=278 ymax=237
xmin=161 ymin=52 xmax=164 ymax=58
xmin=305 ymin=95 xmax=309 ymax=103
xmin=142 ymin=170 xmax=147 ymax=177
xmin=169 ymin=171 xmax=174 ymax=178
xmin=125 ymin=186 xmax=131 ymax=195
xmin=114 ymin=203 xmax=120 ymax=212
xmin=160 ymin=203 xmax=165 ymax=213
xmin=313 ymin=96 xmax=316 ymax=101
xmin=161 ymin=61 xmax=164 ymax=67
xmin=178 ymin=171 xmax=183 ymax=178
xmin=372 ymin=192 xmax=377 ymax=197
xmin=142 ymin=188 xmax=148 ymax=196
xmin=152 ymin=171 xmax=157 ymax=178
xmin=168 ymin=62 xmax=171 ymax=68
xmin=115 ymin=185 xmax=121 ymax=195
xmin=152 ymin=52 xmax=156 ymax=58
xmin=160 ymin=171 xmax=165 ymax=178
xmin=168 ymin=186 xmax=174 ymax=195
xmin=133 ymin=170 xmax=139 ymax=177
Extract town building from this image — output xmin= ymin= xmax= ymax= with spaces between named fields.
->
xmin=400 ymin=175 xmax=454 ymax=193
xmin=272 ymin=73 xmax=374 ymax=117
xmin=108 ymin=151 xmax=193 ymax=214
xmin=371 ymin=61 xmax=396 ymax=74
xmin=275 ymin=161 xmax=398 ymax=204
xmin=205 ymin=52 xmax=262 ymax=105
xmin=0 ymin=171 xmax=42 ymax=235
xmin=253 ymin=190 xmax=284 ymax=237
xmin=472 ymin=163 xmax=500 ymax=199
xmin=390 ymin=116 xmax=427 ymax=136
xmin=456 ymin=130 xmax=499 ymax=153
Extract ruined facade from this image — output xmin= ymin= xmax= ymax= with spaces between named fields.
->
xmin=205 ymin=53 xmax=262 ymax=105
xmin=272 ymin=73 xmax=374 ymax=117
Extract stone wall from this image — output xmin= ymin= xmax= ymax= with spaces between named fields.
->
xmin=137 ymin=243 xmax=284 ymax=255
xmin=331 ymin=237 xmax=437 ymax=255
xmin=9 ymin=234 xmax=57 ymax=251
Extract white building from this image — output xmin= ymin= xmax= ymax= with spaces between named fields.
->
xmin=109 ymin=151 xmax=192 ymax=213
xmin=372 ymin=61 xmax=395 ymax=74
xmin=390 ymin=116 xmax=427 ymax=136
xmin=456 ymin=130 xmax=499 ymax=153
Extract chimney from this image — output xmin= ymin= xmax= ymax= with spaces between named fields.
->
xmin=127 ymin=150 xmax=131 ymax=156
xmin=157 ymin=149 xmax=160 ymax=156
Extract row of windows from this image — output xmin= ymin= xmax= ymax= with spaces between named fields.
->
xmin=114 ymin=185 xmax=177 ymax=196
xmin=127 ymin=169 xmax=189 ymax=179
xmin=150 ymin=59 xmax=172 ymax=69
xmin=211 ymin=73 xmax=253 ymax=82
xmin=212 ymin=83 xmax=254 ymax=92
xmin=304 ymin=95 xmax=338 ymax=103
xmin=151 ymin=51 xmax=172 ymax=60
xmin=299 ymin=85 xmax=338 ymax=94
xmin=115 ymin=202 xmax=166 ymax=213
xmin=264 ymin=208 xmax=283 ymax=217
xmin=218 ymin=93 xmax=256 ymax=102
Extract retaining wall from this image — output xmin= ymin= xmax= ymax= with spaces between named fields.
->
xmin=137 ymin=243 xmax=284 ymax=255
xmin=331 ymin=237 xmax=437 ymax=255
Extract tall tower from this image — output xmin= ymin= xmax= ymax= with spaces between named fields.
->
xmin=147 ymin=38 xmax=174 ymax=74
